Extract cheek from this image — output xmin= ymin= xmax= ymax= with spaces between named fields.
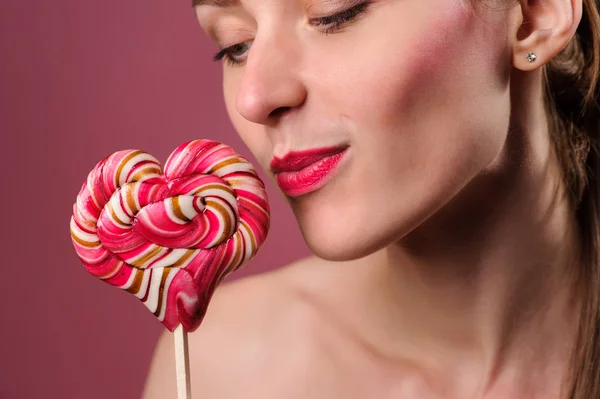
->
xmin=345 ymin=1 xmax=509 ymax=174
xmin=322 ymin=1 xmax=511 ymax=239
xmin=353 ymin=2 xmax=498 ymax=119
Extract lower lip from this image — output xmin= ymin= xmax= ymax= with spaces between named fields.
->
xmin=275 ymin=149 xmax=348 ymax=197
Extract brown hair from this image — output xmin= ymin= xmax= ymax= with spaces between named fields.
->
xmin=553 ymin=0 xmax=600 ymax=397
xmin=471 ymin=0 xmax=600 ymax=395
xmin=481 ymin=0 xmax=600 ymax=395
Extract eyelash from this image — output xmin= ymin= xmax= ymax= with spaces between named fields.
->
xmin=212 ymin=1 xmax=373 ymax=67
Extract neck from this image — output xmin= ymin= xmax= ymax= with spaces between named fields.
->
xmin=326 ymin=69 xmax=583 ymax=397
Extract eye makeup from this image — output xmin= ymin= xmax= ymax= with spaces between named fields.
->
xmin=212 ymin=0 xmax=375 ymax=67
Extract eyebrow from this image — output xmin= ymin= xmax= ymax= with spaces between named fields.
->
xmin=192 ymin=0 xmax=241 ymax=7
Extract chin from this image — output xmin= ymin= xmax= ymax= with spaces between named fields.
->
xmin=291 ymin=185 xmax=442 ymax=262
xmin=303 ymin=233 xmax=375 ymax=262
xmin=295 ymin=213 xmax=394 ymax=262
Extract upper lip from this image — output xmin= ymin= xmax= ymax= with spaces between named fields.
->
xmin=270 ymin=145 xmax=349 ymax=173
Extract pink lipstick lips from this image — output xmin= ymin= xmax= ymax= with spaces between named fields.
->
xmin=270 ymin=145 xmax=349 ymax=197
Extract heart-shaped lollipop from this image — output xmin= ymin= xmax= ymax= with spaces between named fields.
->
xmin=70 ymin=140 xmax=270 ymax=332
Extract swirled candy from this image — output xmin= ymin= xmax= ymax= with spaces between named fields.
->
xmin=69 ymin=140 xmax=270 ymax=332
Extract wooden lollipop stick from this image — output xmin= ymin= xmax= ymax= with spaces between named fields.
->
xmin=174 ymin=325 xmax=192 ymax=399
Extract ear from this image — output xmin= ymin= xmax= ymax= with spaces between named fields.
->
xmin=508 ymin=0 xmax=583 ymax=71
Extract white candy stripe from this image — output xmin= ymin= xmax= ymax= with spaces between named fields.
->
xmin=86 ymin=172 xmax=104 ymax=212
xmin=137 ymin=212 xmax=188 ymax=238
xmin=180 ymin=196 xmax=203 ymax=220
xmin=134 ymin=269 xmax=152 ymax=299
xmin=239 ymin=197 xmax=269 ymax=219
xmin=156 ymin=268 xmax=178 ymax=321
xmin=132 ymin=183 xmax=142 ymax=212
xmin=165 ymin=197 xmax=191 ymax=225
xmin=204 ymin=199 xmax=233 ymax=247
xmin=70 ymin=219 xmax=99 ymax=244
xmin=195 ymin=188 xmax=237 ymax=209
xmin=144 ymin=268 xmax=164 ymax=313
xmin=214 ymin=163 xmax=249 ymax=178
xmin=118 ymin=153 xmax=160 ymax=186
xmin=119 ymin=184 xmax=138 ymax=217
xmin=174 ymin=196 xmax=202 ymax=221
xmin=149 ymin=248 xmax=191 ymax=269
xmin=108 ymin=193 xmax=132 ymax=226
xmin=238 ymin=221 xmax=253 ymax=264
xmin=172 ymin=249 xmax=198 ymax=269
xmin=127 ymin=244 xmax=167 ymax=268
xmin=202 ymin=154 xmax=237 ymax=174
xmin=122 ymin=266 xmax=139 ymax=289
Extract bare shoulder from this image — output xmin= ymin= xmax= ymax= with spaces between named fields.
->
xmin=141 ymin=256 xmax=328 ymax=399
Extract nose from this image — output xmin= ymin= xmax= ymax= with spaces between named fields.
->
xmin=235 ymin=32 xmax=307 ymax=125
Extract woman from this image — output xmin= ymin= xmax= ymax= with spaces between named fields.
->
xmin=143 ymin=0 xmax=600 ymax=397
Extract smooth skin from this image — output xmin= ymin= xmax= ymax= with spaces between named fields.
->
xmin=144 ymin=0 xmax=583 ymax=397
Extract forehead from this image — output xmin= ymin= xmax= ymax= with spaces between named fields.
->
xmin=193 ymin=0 xmax=241 ymax=7
xmin=192 ymin=0 xmax=343 ymax=9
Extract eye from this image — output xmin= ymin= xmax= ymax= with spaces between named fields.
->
xmin=211 ymin=0 xmax=374 ymax=67
xmin=308 ymin=0 xmax=373 ymax=35
xmin=212 ymin=41 xmax=252 ymax=67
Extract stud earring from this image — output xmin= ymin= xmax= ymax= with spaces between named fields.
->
xmin=526 ymin=52 xmax=537 ymax=63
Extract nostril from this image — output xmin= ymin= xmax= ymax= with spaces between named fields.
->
xmin=269 ymin=106 xmax=291 ymax=119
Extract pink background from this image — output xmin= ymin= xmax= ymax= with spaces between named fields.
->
xmin=0 ymin=1 xmax=309 ymax=398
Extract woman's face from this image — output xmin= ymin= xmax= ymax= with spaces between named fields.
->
xmin=195 ymin=0 xmax=514 ymax=261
